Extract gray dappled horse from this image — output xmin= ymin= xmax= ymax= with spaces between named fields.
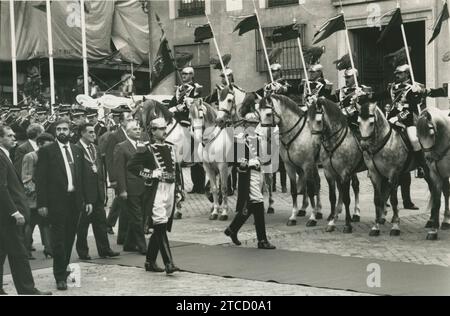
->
xmin=258 ymin=94 xmax=323 ymax=226
xmin=357 ymin=100 xmax=435 ymax=237
xmin=417 ymin=107 xmax=450 ymax=240
xmin=308 ymin=97 xmax=366 ymax=233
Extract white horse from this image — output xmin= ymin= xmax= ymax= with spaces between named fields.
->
xmin=189 ymin=98 xmax=234 ymax=221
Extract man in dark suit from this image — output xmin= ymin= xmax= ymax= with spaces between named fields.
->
xmin=13 ymin=123 xmax=44 ymax=258
xmin=113 ymin=121 xmax=146 ymax=254
xmin=75 ymin=123 xmax=120 ymax=260
xmin=35 ymin=119 xmax=92 ymax=291
xmin=13 ymin=123 xmax=44 ymax=176
xmin=0 ymin=124 xmax=51 ymax=295
xmin=105 ymin=110 xmax=133 ymax=240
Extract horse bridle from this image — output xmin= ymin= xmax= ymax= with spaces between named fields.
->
xmin=259 ymin=97 xmax=281 ymax=128
xmin=418 ymin=121 xmax=436 ymax=153
xmin=358 ymin=114 xmax=376 ymax=142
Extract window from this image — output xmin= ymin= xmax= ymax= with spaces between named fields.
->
xmin=268 ymin=0 xmax=298 ymax=8
xmin=174 ymin=43 xmax=211 ymax=97
xmin=255 ymin=24 xmax=306 ymax=80
xmin=178 ymin=0 xmax=205 ymax=18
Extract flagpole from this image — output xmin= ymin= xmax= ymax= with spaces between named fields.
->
xmin=9 ymin=0 xmax=18 ymax=106
xmin=252 ymin=0 xmax=274 ymax=83
xmin=46 ymin=0 xmax=55 ymax=113
xmin=339 ymin=2 xmax=359 ymax=88
xmin=80 ymin=0 xmax=89 ymax=95
xmin=446 ymin=0 xmax=450 ymax=99
xmin=293 ymin=18 xmax=311 ymax=94
xmin=147 ymin=0 xmax=153 ymax=92
xmin=206 ymin=15 xmax=230 ymax=86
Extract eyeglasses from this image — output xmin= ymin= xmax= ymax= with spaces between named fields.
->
xmin=151 ymin=127 xmax=166 ymax=131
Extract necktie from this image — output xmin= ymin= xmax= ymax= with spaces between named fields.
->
xmin=63 ymin=145 xmax=75 ymax=180
xmin=88 ymin=144 xmax=96 ymax=162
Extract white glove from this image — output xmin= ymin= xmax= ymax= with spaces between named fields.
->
xmin=152 ymin=169 xmax=163 ymax=179
xmin=249 ymin=158 xmax=260 ymax=169
xmin=411 ymin=83 xmax=424 ymax=94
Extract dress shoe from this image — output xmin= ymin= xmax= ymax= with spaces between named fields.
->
xmin=123 ymin=246 xmax=138 ymax=252
xmin=0 ymin=289 xmax=7 ymax=295
xmin=107 ymin=227 xmax=115 ymax=235
xmin=79 ymin=254 xmax=92 ymax=260
xmin=145 ymin=261 xmax=165 ymax=272
xmin=56 ymin=281 xmax=68 ymax=291
xmin=257 ymin=240 xmax=276 ymax=250
xmin=224 ymin=227 xmax=241 ymax=246
xmin=43 ymin=250 xmax=53 ymax=259
xmin=99 ymin=250 xmax=120 ymax=259
xmin=165 ymin=263 xmax=180 ymax=274
xmin=28 ymin=288 xmax=52 ymax=296
xmin=404 ymin=203 xmax=419 ymax=210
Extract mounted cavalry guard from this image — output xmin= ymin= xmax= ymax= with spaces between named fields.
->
xmin=370 ymin=56 xmax=447 ymax=209
xmin=168 ymin=66 xmax=205 ymax=197
xmin=128 ymin=117 xmax=182 ymax=274
xmin=168 ymin=66 xmax=202 ymax=128
xmin=204 ymin=67 xmax=245 ymax=106
xmin=332 ymin=67 xmax=372 ymax=133
xmin=300 ymin=64 xmax=333 ymax=105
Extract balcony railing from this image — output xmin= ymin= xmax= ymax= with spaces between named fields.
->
xmin=268 ymin=0 xmax=298 ymax=8
xmin=178 ymin=0 xmax=205 ymax=18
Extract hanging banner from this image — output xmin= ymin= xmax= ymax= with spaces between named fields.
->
xmin=111 ymin=0 xmax=149 ymax=64
xmin=0 ymin=0 xmax=114 ymax=61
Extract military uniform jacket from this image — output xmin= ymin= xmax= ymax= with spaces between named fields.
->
xmin=254 ymin=78 xmax=298 ymax=99
xmin=299 ymin=78 xmax=333 ymax=100
xmin=127 ymin=141 xmax=182 ymax=232
xmin=168 ymin=81 xmax=202 ymax=126
xmin=234 ymin=133 xmax=268 ymax=214
xmin=205 ymin=83 xmax=245 ymax=105
xmin=332 ymin=85 xmax=372 ymax=114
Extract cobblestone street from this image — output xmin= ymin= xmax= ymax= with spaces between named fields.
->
xmin=3 ymin=169 xmax=450 ymax=296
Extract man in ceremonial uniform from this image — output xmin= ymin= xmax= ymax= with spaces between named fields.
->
xmin=331 ymin=68 xmax=372 ymax=132
xmin=371 ymin=64 xmax=447 ymax=209
xmin=204 ymin=68 xmax=245 ymax=105
xmin=224 ymin=112 xmax=276 ymax=250
xmin=128 ymin=118 xmax=182 ymax=274
xmin=168 ymin=67 xmax=204 ymax=197
xmin=168 ymin=67 xmax=202 ymax=127
xmin=299 ymin=64 xmax=333 ymax=105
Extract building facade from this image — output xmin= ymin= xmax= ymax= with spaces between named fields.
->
xmin=150 ymin=0 xmax=450 ymax=109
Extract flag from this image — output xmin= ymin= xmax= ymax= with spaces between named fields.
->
xmin=32 ymin=0 xmax=89 ymax=13
xmin=428 ymin=1 xmax=449 ymax=45
xmin=151 ymin=39 xmax=176 ymax=89
xmin=233 ymin=14 xmax=259 ymax=36
xmin=270 ymin=24 xmax=299 ymax=43
xmin=194 ymin=24 xmax=213 ymax=43
xmin=313 ymin=14 xmax=345 ymax=44
xmin=377 ymin=8 xmax=403 ymax=45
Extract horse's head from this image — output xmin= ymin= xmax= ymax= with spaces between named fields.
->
xmin=307 ymin=97 xmax=325 ymax=135
xmin=216 ymin=86 xmax=235 ymax=124
xmin=189 ymin=99 xmax=216 ymax=142
xmin=358 ymin=99 xmax=378 ymax=150
xmin=417 ymin=111 xmax=437 ymax=161
xmin=258 ymin=96 xmax=279 ymax=128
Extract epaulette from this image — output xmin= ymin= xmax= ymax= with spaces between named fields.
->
xmin=324 ymin=79 xmax=333 ymax=89
xmin=194 ymin=83 xmax=203 ymax=89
